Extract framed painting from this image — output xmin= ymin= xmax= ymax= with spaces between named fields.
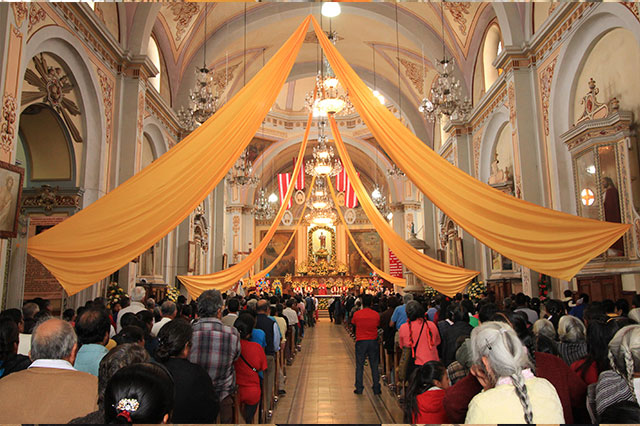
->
xmin=261 ymin=230 xmax=296 ymax=277
xmin=0 ymin=161 xmax=24 ymax=239
xmin=347 ymin=229 xmax=383 ymax=275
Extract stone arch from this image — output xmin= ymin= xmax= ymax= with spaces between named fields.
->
xmin=240 ymin=133 xmax=399 ymax=207
xmin=492 ymin=3 xmax=525 ymax=47
xmin=549 ymin=3 xmax=640 ymax=214
xmin=142 ymin=118 xmax=169 ymax=159
xmin=23 ymin=26 xmax=107 ymax=207
xmin=127 ymin=3 xmax=162 ymax=56
xmin=479 ymin=106 xmax=510 ymax=183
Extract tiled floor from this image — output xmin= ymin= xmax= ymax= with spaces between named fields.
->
xmin=272 ymin=318 xmax=403 ymax=424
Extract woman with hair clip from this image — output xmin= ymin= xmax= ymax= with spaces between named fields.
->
xmin=156 ymin=319 xmax=219 ymax=423
xmin=103 ymin=363 xmax=174 ymax=424
xmin=594 ymin=324 xmax=640 ymax=418
xmin=465 ymin=321 xmax=565 ymax=423
xmin=234 ymin=313 xmax=267 ymax=423
xmin=404 ymin=360 xmax=449 ymax=424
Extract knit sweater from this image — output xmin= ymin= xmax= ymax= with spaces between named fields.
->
xmin=443 ymin=351 xmax=587 ymax=423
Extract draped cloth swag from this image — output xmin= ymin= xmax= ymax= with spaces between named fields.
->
xmin=326 ymin=177 xmax=406 ymax=287
xmin=178 ymin=110 xmax=316 ymax=298
xmin=311 ymin=16 xmax=630 ymax=281
xmin=329 ymin=117 xmax=477 ymax=296
xmin=26 ymin=16 xmax=313 ymax=296
xmin=249 ymin=176 xmax=316 ymax=284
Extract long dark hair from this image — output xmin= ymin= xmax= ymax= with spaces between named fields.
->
xmin=404 ymin=361 xmax=446 ymax=423
xmin=576 ymin=318 xmax=620 ymax=380
xmin=103 ymin=363 xmax=174 ymax=424
xmin=0 ymin=317 xmax=19 ymax=361
xmin=155 ymin=319 xmax=192 ymax=363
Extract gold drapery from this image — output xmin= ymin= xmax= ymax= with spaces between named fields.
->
xmin=249 ymin=176 xmax=316 ymax=284
xmin=325 ymin=177 xmax=406 ymax=287
xmin=27 ymin=17 xmax=312 ymax=296
xmin=178 ymin=111 xmax=315 ymax=298
xmin=329 ymin=117 xmax=478 ymax=296
xmin=312 ymin=16 xmax=630 ymax=281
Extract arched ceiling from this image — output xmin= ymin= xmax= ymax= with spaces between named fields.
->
xmin=150 ymin=2 xmax=496 ymax=120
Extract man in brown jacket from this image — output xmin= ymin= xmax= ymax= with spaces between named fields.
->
xmin=0 ymin=318 xmax=98 ymax=423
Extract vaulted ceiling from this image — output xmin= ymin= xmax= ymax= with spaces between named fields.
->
xmin=150 ymin=2 xmax=496 ymax=120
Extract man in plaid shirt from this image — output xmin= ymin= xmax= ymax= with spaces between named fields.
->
xmin=189 ymin=289 xmax=241 ymax=423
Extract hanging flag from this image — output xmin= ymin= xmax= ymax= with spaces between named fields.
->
xmin=278 ymin=173 xmax=292 ymax=209
xmin=293 ymin=157 xmax=305 ymax=190
xmin=336 ymin=160 xmax=347 ymax=192
xmin=389 ymin=249 xmax=403 ymax=278
xmin=345 ymin=171 xmax=359 ymax=208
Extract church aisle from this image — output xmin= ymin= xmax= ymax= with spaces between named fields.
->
xmin=272 ymin=319 xmax=403 ymax=424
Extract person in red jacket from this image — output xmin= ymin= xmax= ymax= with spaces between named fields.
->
xmin=351 ymin=294 xmax=381 ymax=395
xmin=405 ymin=361 xmax=450 ymax=424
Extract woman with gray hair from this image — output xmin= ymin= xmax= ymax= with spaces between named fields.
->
xmin=594 ymin=325 xmax=640 ymax=418
xmin=557 ymin=315 xmax=587 ymax=365
xmin=465 ymin=321 xmax=564 ymax=424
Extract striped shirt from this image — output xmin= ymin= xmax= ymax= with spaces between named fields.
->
xmin=556 ymin=341 xmax=587 ymax=366
xmin=188 ymin=317 xmax=241 ymax=401
xmin=595 ymin=370 xmax=635 ymax=416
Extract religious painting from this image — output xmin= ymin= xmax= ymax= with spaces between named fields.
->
xmin=348 ymin=230 xmax=382 ymax=275
xmin=308 ymin=225 xmax=335 ymax=263
xmin=261 ymin=230 xmax=296 ymax=277
xmin=0 ymin=161 xmax=24 ymax=239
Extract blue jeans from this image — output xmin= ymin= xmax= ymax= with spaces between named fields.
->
xmin=355 ymin=339 xmax=381 ymax=393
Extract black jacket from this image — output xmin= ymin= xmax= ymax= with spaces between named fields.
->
xmin=256 ymin=313 xmax=276 ymax=355
xmin=0 ymin=354 xmax=31 ymax=379
xmin=163 ymin=357 xmax=219 ymax=423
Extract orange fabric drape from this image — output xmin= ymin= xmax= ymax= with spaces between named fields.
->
xmin=249 ymin=176 xmax=316 ymax=284
xmin=329 ymin=117 xmax=478 ymax=296
xmin=325 ymin=177 xmax=406 ymax=287
xmin=178 ymin=113 xmax=316 ymax=298
xmin=312 ymin=16 xmax=629 ymax=281
xmin=27 ymin=16 xmax=312 ymax=296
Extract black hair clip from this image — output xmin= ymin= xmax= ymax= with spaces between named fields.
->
xmin=486 ymin=339 xmax=492 ymax=350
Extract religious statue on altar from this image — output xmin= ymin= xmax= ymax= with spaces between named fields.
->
xmin=318 ymin=282 xmax=327 ymax=295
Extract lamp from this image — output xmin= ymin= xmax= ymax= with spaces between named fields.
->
xmin=253 ymin=187 xmax=275 ymax=220
xmin=305 ymin=121 xmax=343 ymax=177
xmin=226 ymin=149 xmax=259 ymax=187
xmin=177 ymin=4 xmax=222 ymax=131
xmin=419 ymin=3 xmax=472 ymax=121
xmin=321 ymin=2 xmax=341 ymax=18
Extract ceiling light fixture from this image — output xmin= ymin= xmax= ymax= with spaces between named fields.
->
xmin=321 ymin=2 xmax=341 ymax=18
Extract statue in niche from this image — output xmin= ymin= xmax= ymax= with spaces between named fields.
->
xmin=319 ymin=232 xmax=326 ymax=249
xmin=488 ymin=153 xmax=507 ymax=185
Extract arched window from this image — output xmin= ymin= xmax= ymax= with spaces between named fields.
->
xmin=147 ymin=36 xmax=161 ymax=92
xmin=482 ymin=24 xmax=503 ymax=90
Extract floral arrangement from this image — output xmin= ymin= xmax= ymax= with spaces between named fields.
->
xmin=284 ymin=273 xmax=293 ymax=285
xmin=166 ymin=286 xmax=179 ymax=302
xmin=107 ymin=282 xmax=127 ymax=309
xmin=538 ymin=275 xmax=551 ymax=301
xmin=295 ymin=262 xmax=308 ymax=275
xmin=424 ymin=285 xmax=440 ymax=299
xmin=336 ymin=262 xmax=348 ymax=274
xmin=467 ymin=280 xmax=487 ymax=301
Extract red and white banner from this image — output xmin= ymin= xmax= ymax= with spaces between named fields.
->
xmin=336 ymin=160 xmax=347 ymax=192
xmin=293 ymin=157 xmax=305 ymax=190
xmin=345 ymin=172 xmax=359 ymax=208
xmin=278 ymin=173 xmax=292 ymax=209
xmin=389 ymin=249 xmax=403 ymax=278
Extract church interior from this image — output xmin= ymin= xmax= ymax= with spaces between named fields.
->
xmin=1 ymin=1 xmax=640 ymax=424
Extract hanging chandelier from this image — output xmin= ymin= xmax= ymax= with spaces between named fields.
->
xmin=371 ymin=183 xmax=392 ymax=221
xmin=305 ymin=121 xmax=343 ymax=177
xmin=253 ymin=187 xmax=276 ymax=221
xmin=304 ymin=29 xmax=355 ymax=117
xmin=419 ymin=3 xmax=471 ymax=122
xmin=226 ymin=149 xmax=259 ymax=187
xmin=387 ymin=164 xmax=405 ymax=178
xmin=305 ymin=176 xmax=337 ymax=225
xmin=177 ymin=4 xmax=224 ymax=131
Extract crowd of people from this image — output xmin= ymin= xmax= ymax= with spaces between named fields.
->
xmin=0 ymin=290 xmax=314 ymax=424
xmin=333 ymin=289 xmax=640 ymax=424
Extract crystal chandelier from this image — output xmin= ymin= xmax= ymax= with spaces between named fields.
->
xmin=304 ymin=176 xmax=337 ymax=225
xmin=387 ymin=164 xmax=405 ymax=178
xmin=253 ymin=187 xmax=275 ymax=221
xmin=177 ymin=4 xmax=223 ymax=131
xmin=305 ymin=121 xmax=343 ymax=177
xmin=419 ymin=3 xmax=471 ymax=122
xmin=305 ymin=30 xmax=355 ymax=117
xmin=371 ymin=184 xmax=392 ymax=221
xmin=226 ymin=149 xmax=259 ymax=187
